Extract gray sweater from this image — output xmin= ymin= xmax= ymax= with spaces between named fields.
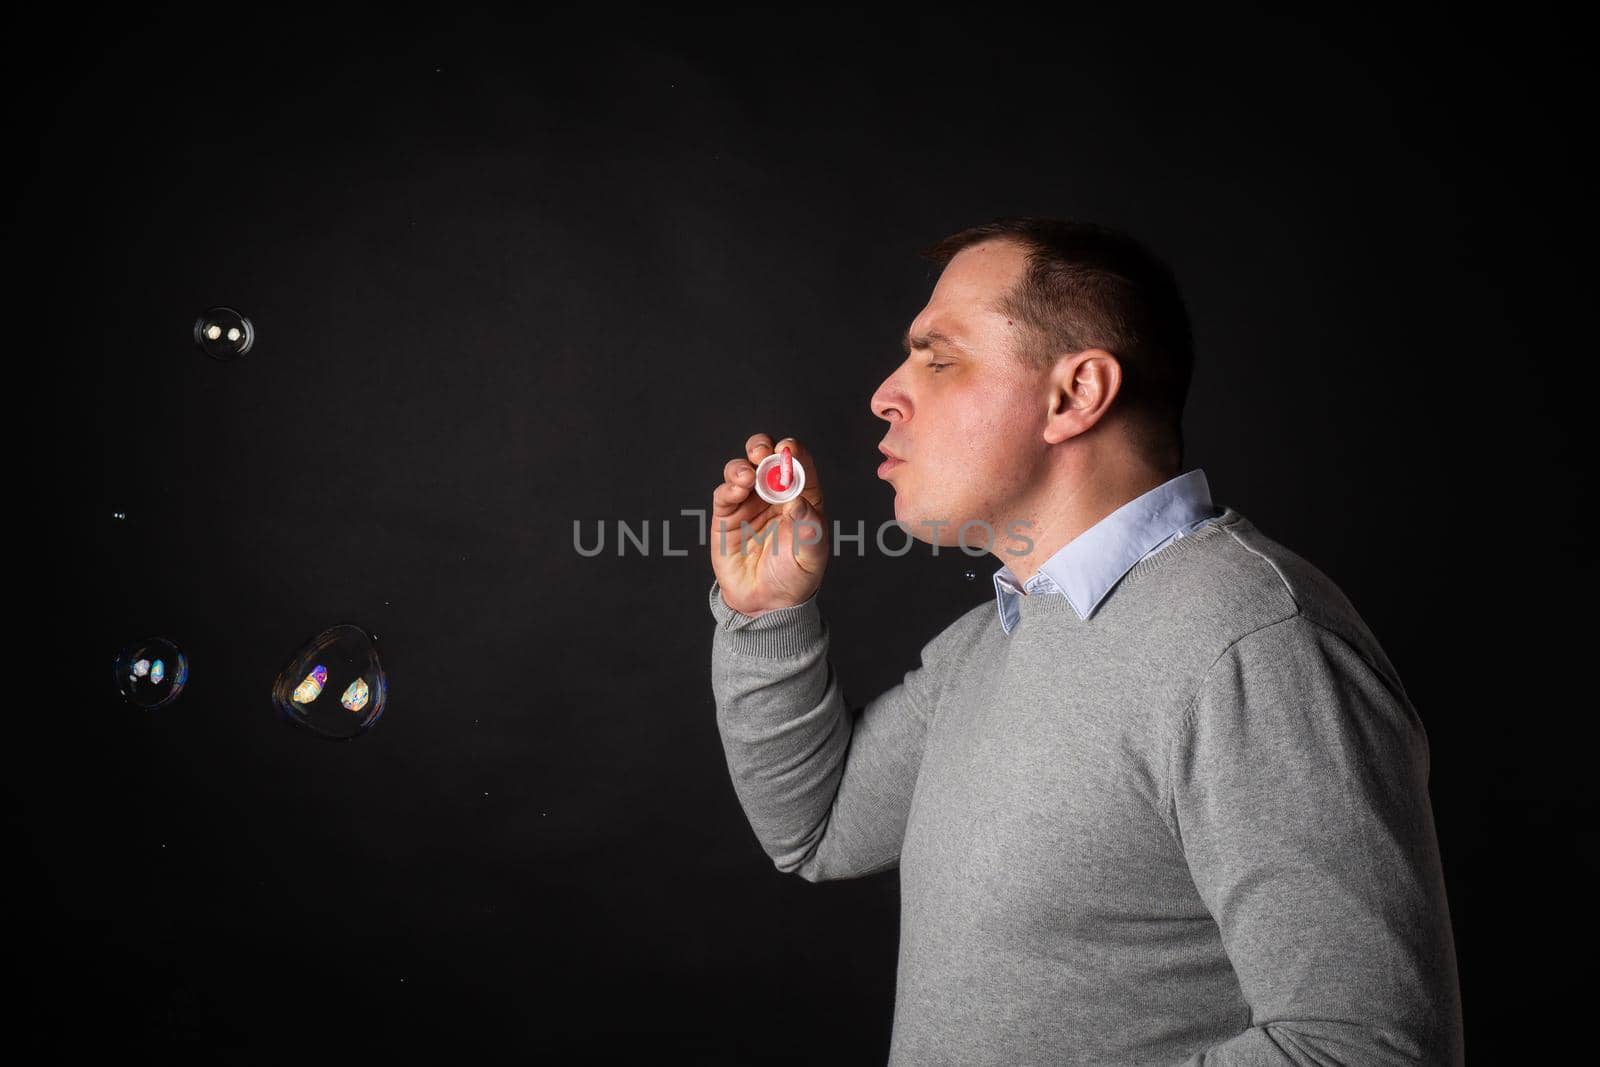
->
xmin=708 ymin=507 xmax=1463 ymax=1064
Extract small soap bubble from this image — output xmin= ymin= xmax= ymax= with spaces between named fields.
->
xmin=193 ymin=306 xmax=254 ymax=360
xmin=964 ymin=570 xmax=976 ymax=581
xmin=112 ymin=511 xmax=127 ymax=521
xmin=113 ymin=637 xmax=189 ymax=709
xmin=272 ymin=624 xmax=387 ymax=739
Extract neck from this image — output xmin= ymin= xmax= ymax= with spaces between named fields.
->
xmin=993 ymin=446 xmax=1174 ymax=589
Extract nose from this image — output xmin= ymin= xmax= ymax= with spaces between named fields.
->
xmin=870 ymin=370 xmax=907 ymax=423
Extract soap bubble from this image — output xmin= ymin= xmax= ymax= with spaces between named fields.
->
xmin=272 ymin=624 xmax=386 ymax=739
xmin=113 ymin=637 xmax=189 ymax=709
xmin=193 ymin=306 xmax=255 ymax=360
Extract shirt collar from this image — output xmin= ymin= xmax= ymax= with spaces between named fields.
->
xmin=992 ymin=469 xmax=1220 ymax=632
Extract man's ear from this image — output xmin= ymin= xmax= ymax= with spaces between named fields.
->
xmin=1043 ymin=348 xmax=1121 ymax=444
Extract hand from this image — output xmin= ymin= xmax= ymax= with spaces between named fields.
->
xmin=710 ymin=433 xmax=830 ymax=617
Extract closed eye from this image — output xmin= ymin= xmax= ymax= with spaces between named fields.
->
xmin=926 ymin=362 xmax=953 ymax=372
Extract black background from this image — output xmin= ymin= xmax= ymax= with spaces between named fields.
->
xmin=13 ymin=2 xmax=1589 ymax=1060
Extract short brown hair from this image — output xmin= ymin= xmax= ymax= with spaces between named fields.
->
xmin=920 ymin=217 xmax=1194 ymax=474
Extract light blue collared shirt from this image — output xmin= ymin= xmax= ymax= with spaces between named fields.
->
xmin=992 ymin=469 xmax=1224 ymax=633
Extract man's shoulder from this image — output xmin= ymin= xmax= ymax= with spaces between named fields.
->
xmin=921 ymin=595 xmax=1002 ymax=661
xmin=1189 ymin=511 xmax=1402 ymax=690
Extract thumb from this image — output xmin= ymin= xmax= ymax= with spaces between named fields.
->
xmin=786 ymin=495 xmax=811 ymax=521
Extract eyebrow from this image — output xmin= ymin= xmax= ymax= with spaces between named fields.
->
xmin=901 ymin=328 xmax=969 ymax=357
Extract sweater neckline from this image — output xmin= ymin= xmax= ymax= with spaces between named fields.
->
xmin=1013 ymin=507 xmax=1246 ymax=620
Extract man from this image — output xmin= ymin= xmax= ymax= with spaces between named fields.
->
xmin=705 ymin=217 xmax=1463 ymax=1064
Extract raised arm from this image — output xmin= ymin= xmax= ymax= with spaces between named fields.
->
xmin=709 ymin=577 xmax=964 ymax=881
xmin=1164 ymin=615 xmax=1464 ymax=1065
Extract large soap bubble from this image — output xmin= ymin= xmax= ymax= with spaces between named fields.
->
xmin=271 ymin=624 xmax=387 ymax=739
xmin=113 ymin=637 xmax=190 ymax=709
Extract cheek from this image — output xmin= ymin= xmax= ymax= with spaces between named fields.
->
xmin=963 ymin=406 xmax=1043 ymax=507
xmin=958 ymin=402 xmax=1034 ymax=478
xmin=911 ymin=390 xmax=1038 ymax=504
xmin=914 ymin=436 xmax=1011 ymax=515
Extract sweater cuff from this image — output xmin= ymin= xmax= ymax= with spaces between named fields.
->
xmin=708 ymin=577 xmax=825 ymax=658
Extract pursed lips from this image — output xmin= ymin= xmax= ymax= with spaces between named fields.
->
xmin=878 ymin=443 xmax=905 ymax=478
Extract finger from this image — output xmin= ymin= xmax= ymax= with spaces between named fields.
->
xmin=723 ymin=457 xmax=754 ymax=485
xmin=712 ymin=479 xmax=751 ymax=518
xmin=713 ymin=476 xmax=773 ymax=521
xmin=771 ymin=436 xmax=824 ymax=504
xmin=746 ymin=432 xmax=774 ymax=466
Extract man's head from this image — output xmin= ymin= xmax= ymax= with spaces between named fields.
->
xmin=869 ymin=217 xmax=1194 ymax=551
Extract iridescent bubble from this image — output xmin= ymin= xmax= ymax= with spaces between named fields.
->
xmin=113 ymin=637 xmax=189 ymax=709
xmin=272 ymin=625 xmax=386 ymax=739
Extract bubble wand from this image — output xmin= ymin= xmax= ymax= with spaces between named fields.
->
xmin=753 ymin=445 xmax=806 ymax=505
